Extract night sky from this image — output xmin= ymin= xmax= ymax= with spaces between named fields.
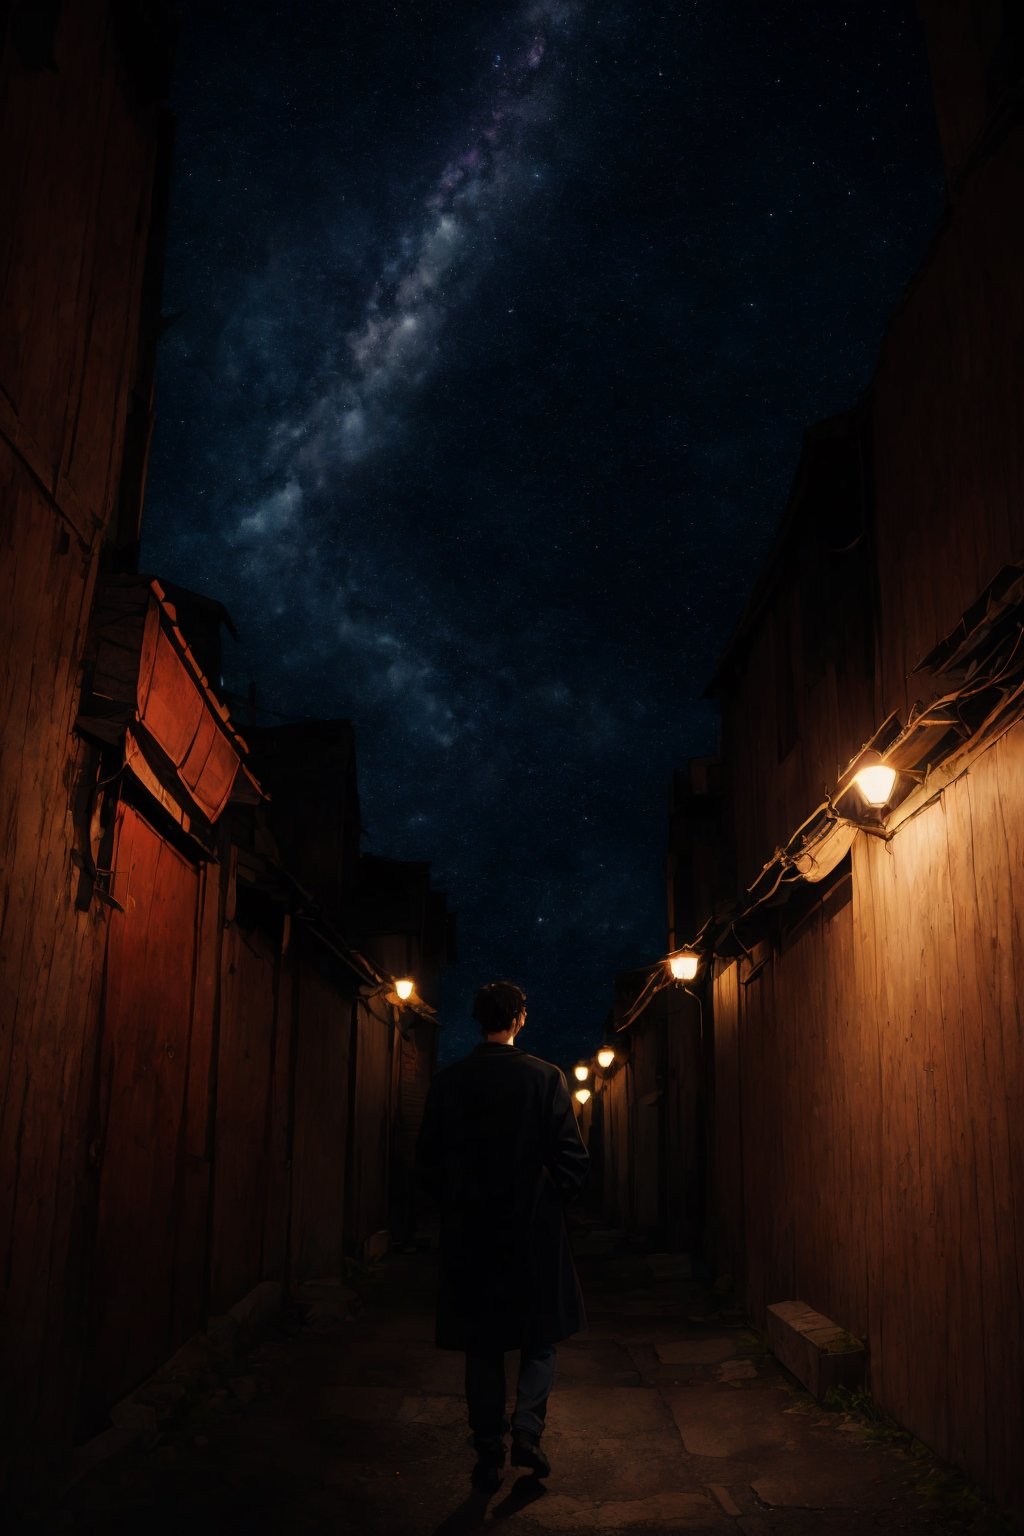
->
xmin=143 ymin=1 xmax=944 ymax=1066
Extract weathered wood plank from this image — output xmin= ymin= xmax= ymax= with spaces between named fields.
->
xmin=710 ymin=959 xmax=742 ymax=1285
xmin=767 ymin=1300 xmax=865 ymax=1399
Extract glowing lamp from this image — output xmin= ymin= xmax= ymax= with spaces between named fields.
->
xmin=596 ymin=1048 xmax=615 ymax=1069
xmin=853 ymin=762 xmax=897 ymax=808
xmin=395 ymin=978 xmax=415 ymax=1001
xmin=574 ymin=1064 xmax=589 ymax=1082
xmin=668 ymin=951 xmax=699 ymax=982
xmin=574 ymin=1088 xmax=591 ymax=1105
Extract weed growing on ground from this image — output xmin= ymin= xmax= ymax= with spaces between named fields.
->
xmin=821 ymin=1386 xmax=1014 ymax=1535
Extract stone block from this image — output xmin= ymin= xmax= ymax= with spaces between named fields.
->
xmin=765 ymin=1301 xmax=865 ymax=1400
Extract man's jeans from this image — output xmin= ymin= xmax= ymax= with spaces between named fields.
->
xmin=465 ymin=1345 xmax=557 ymax=1443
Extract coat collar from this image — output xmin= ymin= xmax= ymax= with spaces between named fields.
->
xmin=473 ymin=1041 xmax=519 ymax=1053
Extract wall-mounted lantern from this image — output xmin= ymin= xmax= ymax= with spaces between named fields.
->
xmin=574 ymin=1088 xmax=591 ymax=1105
xmin=596 ymin=1047 xmax=615 ymax=1069
xmin=395 ymin=978 xmax=415 ymax=1001
xmin=668 ymin=949 xmax=699 ymax=982
xmin=852 ymin=755 xmax=898 ymax=809
xmin=573 ymin=1064 xmax=589 ymax=1082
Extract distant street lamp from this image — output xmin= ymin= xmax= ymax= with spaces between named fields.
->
xmin=596 ymin=1047 xmax=615 ymax=1069
xmin=574 ymin=1088 xmax=591 ymax=1105
xmin=668 ymin=950 xmax=699 ymax=982
xmin=573 ymin=1064 xmax=589 ymax=1081
xmin=395 ymin=978 xmax=415 ymax=1001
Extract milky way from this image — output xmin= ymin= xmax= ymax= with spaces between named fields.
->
xmin=144 ymin=0 xmax=944 ymax=1064
xmin=222 ymin=0 xmax=582 ymax=754
xmin=254 ymin=2 xmax=576 ymax=512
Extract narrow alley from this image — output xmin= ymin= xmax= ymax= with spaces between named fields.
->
xmin=4 ymin=6 xmax=1024 ymax=1535
xmin=51 ymin=1221 xmax=988 ymax=1536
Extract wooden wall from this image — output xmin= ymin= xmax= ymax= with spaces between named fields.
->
xmin=663 ymin=990 xmax=703 ymax=1255
xmin=0 ymin=1 xmax=167 ymax=1483
xmin=853 ymin=737 xmax=1023 ymax=1507
xmin=871 ymin=126 xmax=1024 ymax=721
xmin=11 ymin=771 xmax=384 ymax=1466
xmin=718 ymin=130 xmax=1024 ymax=907
xmin=209 ymin=899 xmax=284 ymax=1314
xmin=595 ymin=990 xmax=703 ymax=1251
xmin=0 ymin=4 xmax=432 ymax=1501
xmin=600 ymin=1062 xmax=632 ymax=1230
xmin=630 ymin=1014 xmax=663 ymax=1237
xmin=81 ymin=805 xmax=201 ymax=1420
xmin=347 ymin=995 xmax=394 ymax=1258
xmin=709 ymin=959 xmax=743 ymax=1287
xmin=390 ymin=1015 xmax=437 ymax=1247
xmin=703 ymin=18 xmax=1024 ymax=1517
xmin=712 ymin=726 xmax=1024 ymax=1512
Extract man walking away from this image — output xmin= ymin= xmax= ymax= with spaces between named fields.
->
xmin=416 ymin=981 xmax=590 ymax=1493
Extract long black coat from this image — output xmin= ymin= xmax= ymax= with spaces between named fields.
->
xmin=416 ymin=1042 xmax=590 ymax=1353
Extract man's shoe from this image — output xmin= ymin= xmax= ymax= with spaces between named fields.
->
xmin=510 ymin=1434 xmax=551 ymax=1478
xmin=470 ymin=1460 xmax=503 ymax=1493
xmin=471 ymin=1435 xmax=505 ymax=1493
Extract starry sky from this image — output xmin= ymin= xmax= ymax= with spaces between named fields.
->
xmin=143 ymin=0 xmax=944 ymax=1067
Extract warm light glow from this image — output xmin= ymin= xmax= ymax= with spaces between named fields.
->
xmin=596 ymin=1048 xmax=615 ymax=1069
xmin=854 ymin=763 xmax=897 ymax=808
xmin=395 ymin=978 xmax=415 ymax=1001
xmin=574 ymin=1064 xmax=589 ymax=1081
xmin=574 ymin=1088 xmax=591 ymax=1105
xmin=668 ymin=951 xmax=699 ymax=982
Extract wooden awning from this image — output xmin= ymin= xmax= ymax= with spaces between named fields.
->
xmin=78 ymin=575 xmax=263 ymax=834
xmin=135 ymin=590 xmax=250 ymax=821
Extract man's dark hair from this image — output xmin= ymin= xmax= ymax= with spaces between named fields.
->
xmin=472 ymin=980 xmax=526 ymax=1035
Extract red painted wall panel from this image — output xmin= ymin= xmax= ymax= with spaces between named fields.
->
xmin=79 ymin=803 xmax=199 ymax=1424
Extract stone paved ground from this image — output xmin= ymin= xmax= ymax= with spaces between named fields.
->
xmin=41 ymin=1225 xmax=1008 ymax=1536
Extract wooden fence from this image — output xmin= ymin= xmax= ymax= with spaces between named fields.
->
xmin=0 ymin=0 xmax=171 ymax=1482
xmin=711 ymin=724 xmax=1024 ymax=1514
xmin=68 ymin=779 xmax=402 ymax=1439
xmin=0 ymin=5 xmax=449 ymax=1501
